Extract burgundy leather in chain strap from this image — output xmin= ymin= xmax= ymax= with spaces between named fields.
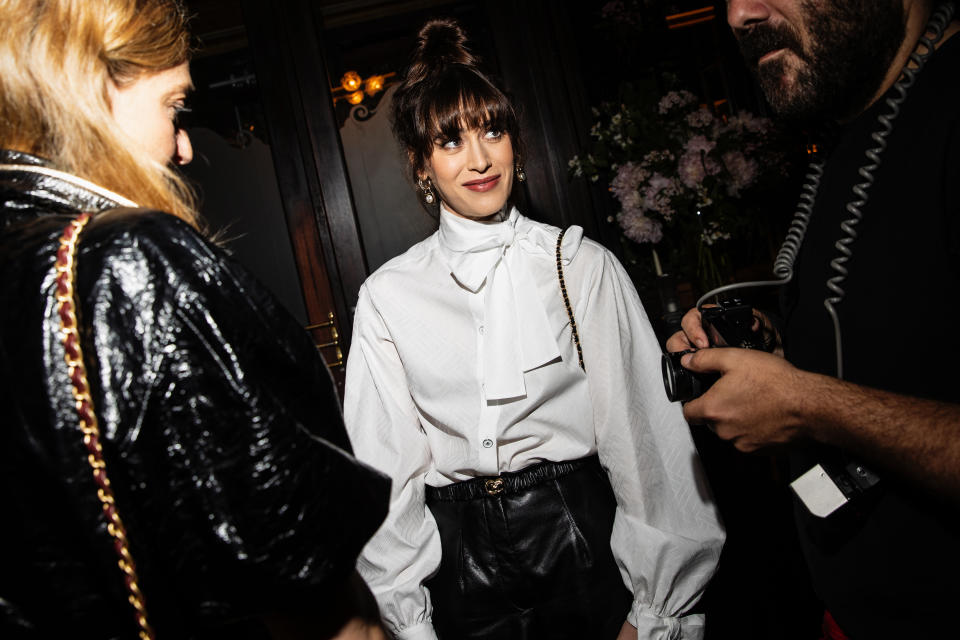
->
xmin=55 ymin=212 xmax=156 ymax=640
xmin=556 ymin=228 xmax=585 ymax=372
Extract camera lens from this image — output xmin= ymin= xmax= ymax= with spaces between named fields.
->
xmin=662 ymin=351 xmax=691 ymax=403
xmin=661 ymin=350 xmax=718 ymax=403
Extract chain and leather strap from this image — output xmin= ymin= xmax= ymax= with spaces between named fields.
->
xmin=555 ymin=228 xmax=585 ymax=372
xmin=54 ymin=212 xmax=155 ymax=640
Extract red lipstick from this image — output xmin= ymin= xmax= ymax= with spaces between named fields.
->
xmin=463 ymin=175 xmax=501 ymax=192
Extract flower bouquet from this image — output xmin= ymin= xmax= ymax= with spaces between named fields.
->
xmin=571 ymin=85 xmax=789 ymax=292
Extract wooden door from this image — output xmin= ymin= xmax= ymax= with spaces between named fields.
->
xmin=240 ymin=0 xmax=372 ymax=396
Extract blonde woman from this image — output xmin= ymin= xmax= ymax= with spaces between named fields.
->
xmin=0 ymin=1 xmax=387 ymax=637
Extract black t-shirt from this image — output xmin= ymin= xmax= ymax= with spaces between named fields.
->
xmin=781 ymin=33 xmax=960 ymax=638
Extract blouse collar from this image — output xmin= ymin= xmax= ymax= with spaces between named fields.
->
xmin=437 ymin=204 xmax=583 ymax=401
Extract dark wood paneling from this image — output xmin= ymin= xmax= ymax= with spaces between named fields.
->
xmin=482 ymin=0 xmax=621 ymax=251
xmin=242 ymin=0 xmax=368 ymax=394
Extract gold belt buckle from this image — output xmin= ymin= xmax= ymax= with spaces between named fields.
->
xmin=484 ymin=477 xmax=505 ymax=496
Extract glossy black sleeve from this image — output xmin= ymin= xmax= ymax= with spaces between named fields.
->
xmin=73 ymin=210 xmax=389 ymax=632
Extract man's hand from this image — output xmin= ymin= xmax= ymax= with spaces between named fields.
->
xmin=676 ymin=339 xmax=960 ymax=500
xmin=666 ymin=307 xmax=708 ymax=352
xmin=666 ymin=306 xmax=782 ymax=355
xmin=679 ymin=347 xmax=809 ymax=451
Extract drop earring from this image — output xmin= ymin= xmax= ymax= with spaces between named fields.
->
xmin=515 ymin=163 xmax=526 ymax=182
xmin=417 ymin=177 xmax=436 ymax=204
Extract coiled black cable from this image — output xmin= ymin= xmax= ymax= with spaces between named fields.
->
xmin=696 ymin=2 xmax=955 ymax=379
xmin=822 ymin=2 xmax=954 ymax=378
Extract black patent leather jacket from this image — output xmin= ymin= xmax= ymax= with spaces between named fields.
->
xmin=0 ymin=150 xmax=389 ymax=638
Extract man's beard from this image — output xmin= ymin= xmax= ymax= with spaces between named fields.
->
xmin=735 ymin=0 xmax=906 ymax=124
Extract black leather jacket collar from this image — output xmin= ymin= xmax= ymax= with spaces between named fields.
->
xmin=0 ymin=149 xmax=131 ymax=226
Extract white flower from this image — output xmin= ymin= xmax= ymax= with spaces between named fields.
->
xmin=701 ymin=221 xmax=731 ymax=246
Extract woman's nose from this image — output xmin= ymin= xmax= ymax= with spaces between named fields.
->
xmin=466 ymin=139 xmax=491 ymax=172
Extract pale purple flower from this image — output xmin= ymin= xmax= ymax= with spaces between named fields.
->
xmin=722 ymin=151 xmax=759 ymax=196
xmin=619 ymin=189 xmax=643 ymax=212
xmin=657 ymin=90 xmax=697 ymax=114
xmin=726 ymin=112 xmax=771 ymax=135
xmin=610 ymin=162 xmax=648 ymax=200
xmin=642 ymin=173 xmax=680 ymax=220
xmin=573 ymin=88 xmax=781 ymax=253
xmin=610 ymin=162 xmax=649 ymax=212
xmin=678 ymin=135 xmax=720 ymax=189
xmin=686 ymin=107 xmax=714 ymax=129
xmin=685 ymin=134 xmax=715 ymax=155
xmin=678 ymin=155 xmax=706 ymax=188
xmin=618 ymin=209 xmax=663 ymax=244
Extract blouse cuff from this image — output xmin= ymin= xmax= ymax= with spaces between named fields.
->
xmin=394 ymin=620 xmax=439 ymax=640
xmin=630 ymin=602 xmax=705 ymax=640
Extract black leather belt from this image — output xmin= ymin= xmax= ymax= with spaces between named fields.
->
xmin=425 ymin=455 xmax=601 ymax=502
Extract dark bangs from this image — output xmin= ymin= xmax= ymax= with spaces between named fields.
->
xmin=404 ymin=65 xmax=521 ymax=174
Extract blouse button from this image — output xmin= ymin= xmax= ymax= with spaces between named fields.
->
xmin=478 ymin=325 xmax=485 ymax=335
xmin=482 ymin=438 xmax=494 ymax=448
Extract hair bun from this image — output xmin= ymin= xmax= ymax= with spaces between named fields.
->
xmin=406 ymin=18 xmax=477 ymax=84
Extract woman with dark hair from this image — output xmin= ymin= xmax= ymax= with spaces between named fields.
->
xmin=0 ymin=1 xmax=388 ymax=638
xmin=343 ymin=18 xmax=724 ymax=640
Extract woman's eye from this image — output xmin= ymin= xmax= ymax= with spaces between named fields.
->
xmin=484 ymin=129 xmax=502 ymax=139
xmin=440 ymin=138 xmax=461 ymax=149
xmin=172 ymin=104 xmax=192 ymax=127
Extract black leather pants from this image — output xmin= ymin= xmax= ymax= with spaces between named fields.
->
xmin=425 ymin=456 xmax=632 ymax=640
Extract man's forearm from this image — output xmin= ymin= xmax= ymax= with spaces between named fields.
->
xmin=799 ymin=372 xmax=960 ymax=499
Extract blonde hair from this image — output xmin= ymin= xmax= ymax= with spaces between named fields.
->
xmin=0 ymin=0 xmax=201 ymax=228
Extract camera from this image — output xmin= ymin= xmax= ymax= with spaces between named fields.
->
xmin=661 ymin=299 xmax=768 ymax=403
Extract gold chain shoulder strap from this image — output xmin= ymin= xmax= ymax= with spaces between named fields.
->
xmin=555 ymin=228 xmax=585 ymax=371
xmin=55 ymin=213 xmax=156 ymax=640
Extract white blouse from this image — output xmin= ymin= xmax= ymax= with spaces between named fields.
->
xmin=344 ymin=207 xmax=724 ymax=640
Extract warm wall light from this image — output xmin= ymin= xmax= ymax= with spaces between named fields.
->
xmin=331 ymin=71 xmax=397 ymax=105
xmin=341 ymin=70 xmax=363 ymax=92
xmin=365 ymin=75 xmax=385 ymax=96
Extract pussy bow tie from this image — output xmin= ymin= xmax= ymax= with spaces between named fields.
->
xmin=438 ymin=206 xmax=583 ymax=400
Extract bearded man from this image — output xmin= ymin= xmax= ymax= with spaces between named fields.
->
xmin=668 ymin=1 xmax=960 ymax=638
